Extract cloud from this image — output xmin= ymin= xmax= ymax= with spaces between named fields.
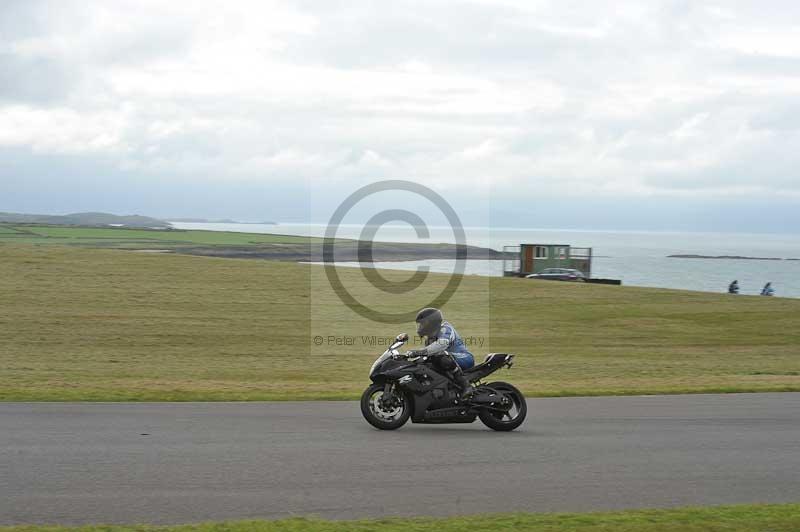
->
xmin=0 ymin=105 xmax=129 ymax=153
xmin=0 ymin=0 xmax=799 ymax=223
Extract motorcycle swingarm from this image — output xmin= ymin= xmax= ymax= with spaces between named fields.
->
xmin=465 ymin=392 xmax=512 ymax=412
xmin=469 ymin=390 xmax=507 ymax=405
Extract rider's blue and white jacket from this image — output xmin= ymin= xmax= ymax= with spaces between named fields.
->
xmin=423 ymin=320 xmax=475 ymax=370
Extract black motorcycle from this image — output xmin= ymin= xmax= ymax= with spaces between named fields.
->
xmin=360 ymin=333 xmax=527 ymax=431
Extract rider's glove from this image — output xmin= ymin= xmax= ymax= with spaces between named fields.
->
xmin=405 ymin=349 xmax=426 ymax=358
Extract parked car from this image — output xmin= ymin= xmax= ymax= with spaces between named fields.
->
xmin=525 ymin=268 xmax=586 ymax=282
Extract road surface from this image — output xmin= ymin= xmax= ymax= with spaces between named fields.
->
xmin=2 ymin=393 xmax=799 ymax=525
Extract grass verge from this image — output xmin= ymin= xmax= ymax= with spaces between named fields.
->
xmin=3 ymin=504 xmax=800 ymax=531
xmin=1 ymin=244 xmax=799 ymax=401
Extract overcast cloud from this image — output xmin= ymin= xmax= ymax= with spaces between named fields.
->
xmin=1 ymin=0 xmax=799 ymax=231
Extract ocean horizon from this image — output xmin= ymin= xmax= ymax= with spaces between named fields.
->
xmin=171 ymin=222 xmax=800 ymax=299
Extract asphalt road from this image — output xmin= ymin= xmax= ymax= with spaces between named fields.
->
xmin=2 ymin=393 xmax=799 ymax=525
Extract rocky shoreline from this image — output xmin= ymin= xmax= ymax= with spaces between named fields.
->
xmin=202 ymin=241 xmax=798 ymax=264
xmin=175 ymin=241 xmax=510 ymax=262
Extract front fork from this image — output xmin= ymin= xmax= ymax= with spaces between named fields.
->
xmin=380 ymin=382 xmax=402 ymax=409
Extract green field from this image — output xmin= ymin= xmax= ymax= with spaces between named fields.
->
xmin=0 ymin=224 xmax=489 ymax=262
xmin=3 ymin=504 xmax=800 ymax=532
xmin=1 ymin=244 xmax=799 ymax=401
xmin=0 ymin=224 xmax=316 ymax=248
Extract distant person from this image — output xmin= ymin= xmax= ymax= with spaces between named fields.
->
xmin=728 ymin=280 xmax=739 ymax=294
xmin=760 ymin=282 xmax=775 ymax=296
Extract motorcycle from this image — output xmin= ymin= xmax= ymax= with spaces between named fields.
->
xmin=360 ymin=333 xmax=527 ymax=431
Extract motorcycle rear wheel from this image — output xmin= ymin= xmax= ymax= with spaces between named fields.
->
xmin=360 ymin=383 xmax=411 ymax=430
xmin=477 ymin=381 xmax=527 ymax=431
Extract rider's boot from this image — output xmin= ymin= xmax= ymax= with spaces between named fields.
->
xmin=453 ymin=370 xmax=474 ymax=399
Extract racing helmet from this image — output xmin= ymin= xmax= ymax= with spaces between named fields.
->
xmin=415 ymin=307 xmax=443 ymax=337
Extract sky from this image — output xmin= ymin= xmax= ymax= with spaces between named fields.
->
xmin=1 ymin=0 xmax=799 ymax=232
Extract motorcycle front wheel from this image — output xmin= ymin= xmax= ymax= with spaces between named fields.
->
xmin=477 ymin=381 xmax=527 ymax=431
xmin=360 ymin=383 xmax=411 ymax=430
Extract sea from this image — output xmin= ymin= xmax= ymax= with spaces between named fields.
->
xmin=171 ymin=222 xmax=800 ymax=299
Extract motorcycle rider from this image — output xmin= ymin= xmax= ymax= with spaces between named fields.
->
xmin=406 ymin=307 xmax=475 ymax=398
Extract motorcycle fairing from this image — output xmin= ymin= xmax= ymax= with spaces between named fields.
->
xmin=369 ymin=350 xmax=517 ymax=424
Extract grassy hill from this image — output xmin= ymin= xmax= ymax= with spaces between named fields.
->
xmin=0 ymin=223 xmax=314 ymax=247
xmin=0 ymin=211 xmax=170 ymax=228
xmin=0 ymin=224 xmax=505 ymax=260
xmin=0 ymin=244 xmax=798 ymax=401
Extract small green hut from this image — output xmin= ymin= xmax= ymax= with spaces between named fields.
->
xmin=503 ymin=244 xmax=592 ymax=278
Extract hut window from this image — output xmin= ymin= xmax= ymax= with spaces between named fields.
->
xmin=535 ymin=246 xmax=548 ymax=258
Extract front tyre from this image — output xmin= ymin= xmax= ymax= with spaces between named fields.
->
xmin=478 ymin=381 xmax=527 ymax=431
xmin=360 ymin=383 xmax=411 ymax=430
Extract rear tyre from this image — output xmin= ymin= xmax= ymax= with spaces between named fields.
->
xmin=360 ymin=383 xmax=411 ymax=430
xmin=478 ymin=381 xmax=527 ymax=431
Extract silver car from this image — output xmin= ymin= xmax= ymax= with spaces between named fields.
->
xmin=525 ymin=268 xmax=586 ymax=281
